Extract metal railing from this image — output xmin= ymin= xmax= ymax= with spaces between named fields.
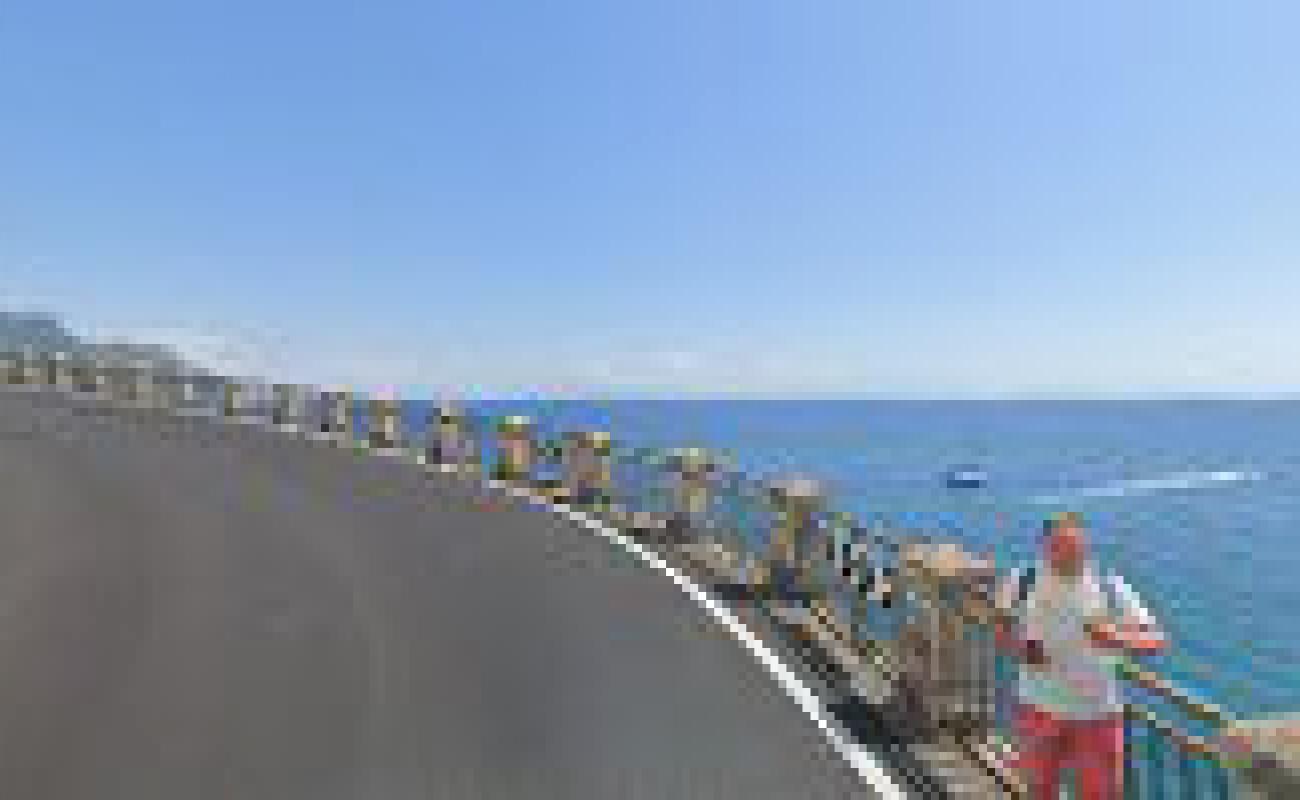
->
xmin=2 ymin=349 xmax=1290 ymax=799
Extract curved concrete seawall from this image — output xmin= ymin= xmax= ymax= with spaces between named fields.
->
xmin=0 ymin=387 xmax=888 ymax=799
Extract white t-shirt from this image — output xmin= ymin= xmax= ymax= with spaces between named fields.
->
xmin=999 ymin=563 xmax=1154 ymax=719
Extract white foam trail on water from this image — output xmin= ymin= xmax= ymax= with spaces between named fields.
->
xmin=1031 ymin=470 xmax=1265 ymax=505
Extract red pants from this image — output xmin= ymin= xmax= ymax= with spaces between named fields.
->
xmin=1015 ymin=704 xmax=1125 ymax=800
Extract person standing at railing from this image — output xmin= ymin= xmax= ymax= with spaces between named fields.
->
xmin=994 ymin=511 xmax=1168 ymax=800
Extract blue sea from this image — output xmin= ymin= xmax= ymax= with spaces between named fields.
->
xmin=406 ymin=397 xmax=1299 ymax=719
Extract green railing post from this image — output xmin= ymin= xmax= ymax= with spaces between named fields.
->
xmin=564 ymin=430 xmax=613 ymax=510
xmin=658 ymin=447 xmax=717 ymax=545
xmin=47 ymin=351 xmax=70 ymax=389
xmin=142 ymin=365 xmax=164 ymax=407
xmin=12 ymin=349 xmax=34 ymax=385
xmin=761 ymin=476 xmax=825 ymax=604
xmin=21 ymin=348 xmax=42 ymax=385
xmin=1126 ymin=717 xmax=1142 ymax=800
xmin=368 ymin=395 xmax=402 ymax=450
xmin=177 ymin=373 xmax=200 ymax=408
xmin=668 ymin=447 xmax=714 ymax=512
xmin=74 ymin=355 xmax=100 ymax=395
xmin=66 ymin=354 xmax=86 ymax=393
xmin=71 ymin=356 xmax=102 ymax=394
xmin=1180 ymin=749 xmax=1199 ymax=800
xmin=223 ymin=381 xmax=248 ymax=420
xmin=159 ymin=372 xmax=186 ymax=411
xmin=427 ymin=404 xmax=476 ymax=468
xmin=153 ymin=372 xmax=177 ymax=410
xmin=319 ymin=390 xmax=351 ymax=436
xmin=98 ymin=362 xmax=119 ymax=400
xmin=493 ymin=415 xmax=535 ymax=483
xmin=123 ymin=363 xmax=145 ymax=404
xmin=1213 ymin=765 xmax=1233 ymax=800
xmin=10 ymin=350 xmax=24 ymax=385
xmin=107 ymin=362 xmax=128 ymax=401
xmin=829 ymin=512 xmax=877 ymax=641
xmin=11 ymin=349 xmax=24 ymax=385
xmin=1 ymin=352 xmax=19 ymax=385
xmin=1146 ymin=720 xmax=1165 ymax=800
xmin=39 ymin=352 xmax=59 ymax=387
xmin=272 ymin=383 xmax=304 ymax=427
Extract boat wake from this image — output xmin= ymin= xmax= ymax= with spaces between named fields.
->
xmin=1030 ymin=470 xmax=1265 ymax=505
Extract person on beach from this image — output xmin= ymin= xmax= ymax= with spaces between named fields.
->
xmin=995 ymin=511 xmax=1168 ymax=800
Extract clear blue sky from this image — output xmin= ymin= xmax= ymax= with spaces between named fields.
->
xmin=2 ymin=1 xmax=1297 ymax=396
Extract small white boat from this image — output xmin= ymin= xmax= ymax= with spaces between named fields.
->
xmin=945 ymin=466 xmax=987 ymax=489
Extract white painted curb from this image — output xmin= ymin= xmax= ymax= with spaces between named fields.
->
xmin=493 ymin=479 xmax=909 ymax=800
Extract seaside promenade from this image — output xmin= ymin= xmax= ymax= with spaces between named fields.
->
xmin=0 ymin=386 xmax=885 ymax=799
xmin=0 ymin=351 xmax=1294 ymax=800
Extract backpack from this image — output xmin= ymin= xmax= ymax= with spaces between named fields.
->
xmin=1013 ymin=564 xmax=1039 ymax=609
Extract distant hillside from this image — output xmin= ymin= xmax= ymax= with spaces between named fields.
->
xmin=0 ymin=312 xmax=84 ymax=354
xmin=0 ymin=311 xmax=211 ymax=378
